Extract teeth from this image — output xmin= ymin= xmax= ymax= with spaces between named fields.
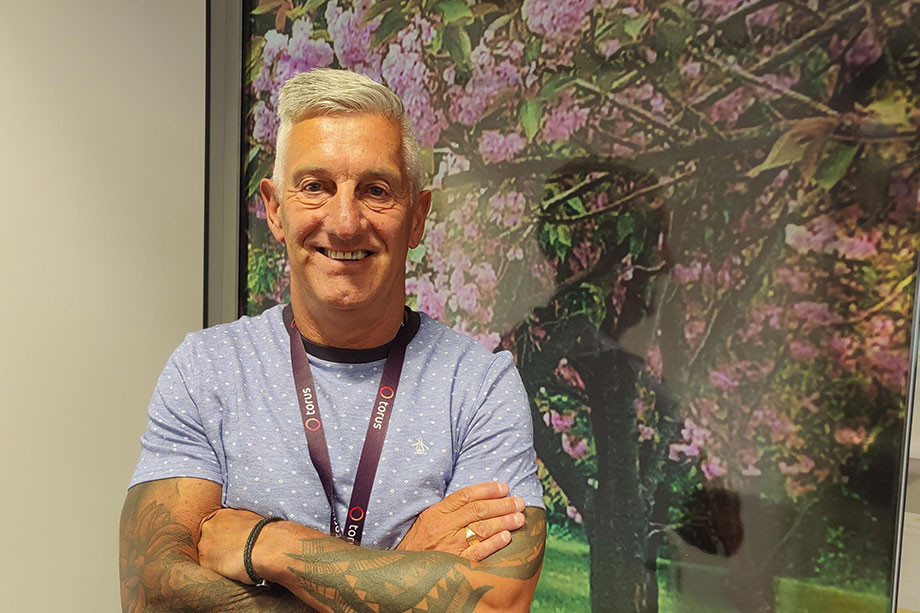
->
xmin=324 ymin=249 xmax=368 ymax=261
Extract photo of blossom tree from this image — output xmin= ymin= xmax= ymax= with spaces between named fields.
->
xmin=240 ymin=0 xmax=920 ymax=610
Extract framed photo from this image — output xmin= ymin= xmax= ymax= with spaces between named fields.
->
xmin=210 ymin=1 xmax=920 ymax=610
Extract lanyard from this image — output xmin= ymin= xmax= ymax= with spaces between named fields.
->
xmin=283 ymin=304 xmax=409 ymax=545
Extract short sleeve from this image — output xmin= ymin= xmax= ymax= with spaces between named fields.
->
xmin=128 ymin=335 xmax=224 ymax=488
xmin=446 ymin=351 xmax=544 ymax=508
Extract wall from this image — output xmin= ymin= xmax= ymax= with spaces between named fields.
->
xmin=0 ymin=2 xmax=205 ymax=610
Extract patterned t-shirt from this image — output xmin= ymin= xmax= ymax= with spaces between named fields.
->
xmin=129 ymin=305 xmax=544 ymax=549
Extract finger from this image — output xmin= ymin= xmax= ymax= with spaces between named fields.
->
xmin=461 ymin=495 xmax=525 ymax=524
xmin=468 ymin=512 xmax=526 ymax=540
xmin=439 ymin=482 xmax=510 ymax=512
xmin=461 ymin=530 xmax=512 ymax=562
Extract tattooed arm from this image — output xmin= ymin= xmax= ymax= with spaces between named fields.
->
xmin=119 ymin=477 xmax=310 ymax=612
xmin=199 ymin=506 xmax=546 ymax=613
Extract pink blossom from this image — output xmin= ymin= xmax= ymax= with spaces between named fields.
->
xmin=702 ymin=456 xmax=728 ymax=480
xmin=325 ymin=1 xmax=383 ymax=80
xmin=673 ymin=260 xmax=702 ymax=284
xmin=793 ymin=301 xmax=841 ymax=329
xmin=474 ymin=331 xmax=501 ymax=351
xmin=541 ymin=93 xmax=590 ymax=143
xmin=571 ymin=239 xmax=601 ymax=274
xmin=709 ymin=369 xmax=738 ymax=391
xmin=681 ymin=418 xmax=711 ymax=447
xmin=522 ymin=0 xmax=595 ymax=40
xmin=566 ymin=505 xmax=583 ymax=523
xmin=775 ymin=267 xmax=813 ymax=293
xmin=834 ymin=234 xmax=878 ymax=259
xmin=599 ymin=38 xmax=621 ymax=58
xmin=489 ymin=191 xmax=526 ymax=227
xmin=825 ymin=334 xmax=855 ymax=368
xmin=381 ymin=23 xmax=447 ymax=146
xmin=471 ymin=263 xmax=498 ymax=291
xmin=785 ymin=218 xmax=838 ymax=253
xmin=779 ymin=455 xmax=814 ymax=475
xmin=845 ymin=28 xmax=883 ymax=67
xmin=287 ymin=19 xmax=334 ymax=75
xmin=669 ymin=443 xmax=700 ymax=461
xmin=409 ymin=275 xmax=447 ymax=320
xmin=889 ymin=172 xmax=919 ymax=223
xmin=741 ymin=464 xmax=762 ymax=477
xmin=252 ymin=100 xmax=279 ymax=147
xmin=684 ymin=319 xmax=706 ymax=349
xmin=548 ymin=410 xmax=575 ymax=433
xmin=709 ymin=88 xmax=753 ymax=128
xmin=456 ymin=283 xmax=479 ymax=312
xmin=555 ymin=358 xmax=586 ymax=391
xmin=638 ymin=424 xmax=656 ymax=441
xmin=479 ymin=130 xmax=527 ymax=163
xmin=747 ymin=5 xmax=779 ymax=28
xmin=646 ymin=344 xmax=663 ymax=380
xmin=787 ymin=480 xmax=816 ymax=497
xmin=680 ymin=61 xmax=702 ymax=78
xmin=788 ymin=340 xmax=819 ymax=361
xmin=868 ymin=348 xmax=908 ymax=388
xmin=562 ymin=433 xmax=589 ymax=459
xmin=449 ymin=44 xmax=522 ymax=125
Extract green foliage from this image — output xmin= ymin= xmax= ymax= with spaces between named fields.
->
xmin=531 ymin=533 xmax=591 ymax=612
xmin=774 ymin=578 xmax=889 ymax=613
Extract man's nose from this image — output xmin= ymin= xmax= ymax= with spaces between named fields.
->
xmin=326 ymin=188 xmax=364 ymax=239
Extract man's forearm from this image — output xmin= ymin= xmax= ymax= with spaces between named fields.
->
xmin=120 ymin=480 xmax=310 ymax=612
xmin=123 ymin=553 xmax=308 ymax=612
xmin=254 ymin=508 xmax=546 ymax=613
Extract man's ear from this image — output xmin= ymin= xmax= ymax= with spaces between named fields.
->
xmin=261 ymin=178 xmax=285 ymax=243
xmin=409 ymin=190 xmax=431 ymax=249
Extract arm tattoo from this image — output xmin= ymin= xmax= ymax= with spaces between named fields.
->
xmin=283 ymin=508 xmax=546 ymax=613
xmin=477 ymin=507 xmax=546 ymax=579
xmin=286 ymin=540 xmax=489 ymax=613
xmin=120 ymin=482 xmax=310 ymax=612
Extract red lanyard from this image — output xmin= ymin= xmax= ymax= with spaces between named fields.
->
xmin=283 ymin=304 xmax=409 ymax=545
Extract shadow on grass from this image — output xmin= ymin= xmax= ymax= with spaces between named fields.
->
xmin=531 ymin=536 xmax=890 ymax=612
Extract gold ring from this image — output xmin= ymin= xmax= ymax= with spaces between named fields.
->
xmin=465 ymin=526 xmax=480 ymax=547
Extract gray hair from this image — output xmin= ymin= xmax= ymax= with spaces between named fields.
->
xmin=271 ymin=68 xmax=422 ymax=198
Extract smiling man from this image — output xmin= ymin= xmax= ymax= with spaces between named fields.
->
xmin=120 ymin=69 xmax=545 ymax=612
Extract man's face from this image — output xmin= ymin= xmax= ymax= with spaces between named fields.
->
xmin=263 ymin=113 xmax=429 ymax=318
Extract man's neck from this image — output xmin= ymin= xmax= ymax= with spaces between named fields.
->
xmin=289 ymin=300 xmax=406 ymax=350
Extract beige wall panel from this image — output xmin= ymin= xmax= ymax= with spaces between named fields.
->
xmin=0 ymin=1 xmax=206 ymax=610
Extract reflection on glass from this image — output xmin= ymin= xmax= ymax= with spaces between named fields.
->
xmin=241 ymin=1 xmax=920 ymax=611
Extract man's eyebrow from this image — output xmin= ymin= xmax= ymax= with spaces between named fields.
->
xmin=361 ymin=168 xmax=404 ymax=187
xmin=289 ymin=166 xmax=327 ymax=188
xmin=287 ymin=166 xmax=405 ymax=188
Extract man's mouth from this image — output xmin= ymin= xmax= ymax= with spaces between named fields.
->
xmin=318 ymin=248 xmax=371 ymax=261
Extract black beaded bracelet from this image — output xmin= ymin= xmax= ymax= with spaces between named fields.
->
xmin=244 ymin=516 xmax=282 ymax=587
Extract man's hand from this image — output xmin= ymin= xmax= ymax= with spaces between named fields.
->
xmin=197 ymin=508 xmax=265 ymax=585
xmin=396 ymin=481 xmax=526 ymax=561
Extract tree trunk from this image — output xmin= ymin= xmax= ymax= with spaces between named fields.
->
xmin=573 ymin=340 xmax=654 ymax=613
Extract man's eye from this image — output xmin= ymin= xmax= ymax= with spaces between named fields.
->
xmin=302 ymin=182 xmax=322 ymax=192
xmin=368 ymin=185 xmax=388 ymax=197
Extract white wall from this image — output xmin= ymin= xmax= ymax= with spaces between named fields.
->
xmin=0 ymin=2 xmax=205 ymax=610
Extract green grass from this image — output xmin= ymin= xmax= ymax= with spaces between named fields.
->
xmin=531 ymin=533 xmax=591 ymax=612
xmin=530 ymin=540 xmax=890 ymax=612
xmin=774 ymin=578 xmax=889 ymax=613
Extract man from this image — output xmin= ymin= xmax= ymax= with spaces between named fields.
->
xmin=120 ymin=68 xmax=546 ymax=612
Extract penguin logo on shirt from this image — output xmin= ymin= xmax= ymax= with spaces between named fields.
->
xmin=412 ymin=437 xmax=429 ymax=455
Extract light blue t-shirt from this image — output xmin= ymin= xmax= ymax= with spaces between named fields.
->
xmin=130 ymin=305 xmax=543 ymax=549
